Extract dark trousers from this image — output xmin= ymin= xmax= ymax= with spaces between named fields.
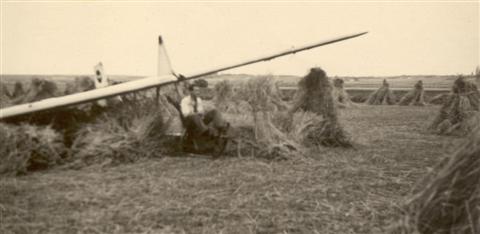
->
xmin=184 ymin=109 xmax=225 ymax=137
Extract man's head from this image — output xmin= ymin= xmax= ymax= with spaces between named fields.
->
xmin=188 ymin=84 xmax=200 ymax=97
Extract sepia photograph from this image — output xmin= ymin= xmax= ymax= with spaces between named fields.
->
xmin=1 ymin=1 xmax=479 ymax=233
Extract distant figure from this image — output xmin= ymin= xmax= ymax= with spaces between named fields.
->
xmin=180 ymin=84 xmax=228 ymax=140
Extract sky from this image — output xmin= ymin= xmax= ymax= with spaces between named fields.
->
xmin=1 ymin=1 xmax=479 ymax=77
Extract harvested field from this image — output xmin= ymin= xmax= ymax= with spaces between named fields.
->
xmin=0 ymin=105 xmax=465 ymax=233
xmin=390 ymin=123 xmax=480 ymax=233
xmin=2 ymin=3 xmax=478 ymax=233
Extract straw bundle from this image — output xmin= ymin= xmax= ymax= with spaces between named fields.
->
xmin=390 ymin=124 xmax=480 ymax=234
xmin=429 ymin=77 xmax=480 ymax=135
xmin=230 ymin=77 xmax=299 ymax=159
xmin=332 ymin=78 xmax=355 ymax=108
xmin=61 ymin=76 xmax=97 ymax=112
xmin=281 ymin=111 xmax=327 ymax=147
xmin=429 ymin=93 xmax=450 ymax=105
xmin=0 ymin=82 xmax=11 ymax=107
xmin=2 ymin=77 xmax=109 ymax=146
xmin=64 ymin=76 xmax=95 ymax=95
xmin=398 ymin=80 xmax=426 ymax=106
xmin=236 ymin=76 xmax=289 ymax=113
xmin=11 ymin=81 xmax=25 ymax=99
xmin=70 ymin=99 xmax=170 ymax=167
xmin=12 ymin=78 xmax=59 ymax=105
xmin=290 ymin=68 xmax=352 ymax=147
xmin=213 ymin=80 xmax=251 ymax=114
xmin=214 ymin=80 xmax=237 ymax=112
xmin=0 ymin=123 xmax=66 ymax=175
xmin=154 ymin=83 xmax=187 ymax=122
xmin=366 ymin=79 xmax=397 ymax=105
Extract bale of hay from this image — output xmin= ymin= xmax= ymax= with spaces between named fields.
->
xmin=429 ymin=76 xmax=480 ymax=135
xmin=290 ymin=68 xmax=352 ymax=147
xmin=11 ymin=81 xmax=25 ymax=99
xmin=366 ymin=79 xmax=397 ymax=105
xmin=332 ymin=78 xmax=355 ymax=108
xmin=390 ymin=125 xmax=480 ymax=234
xmin=69 ymin=99 xmax=171 ymax=167
xmin=12 ymin=78 xmax=59 ymax=104
xmin=0 ymin=123 xmax=66 ymax=176
xmin=398 ymin=80 xmax=426 ymax=106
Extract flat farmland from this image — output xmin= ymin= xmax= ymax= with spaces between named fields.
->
xmin=0 ymin=103 xmax=466 ymax=233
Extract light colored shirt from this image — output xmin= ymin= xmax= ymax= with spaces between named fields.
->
xmin=180 ymin=95 xmax=204 ymax=116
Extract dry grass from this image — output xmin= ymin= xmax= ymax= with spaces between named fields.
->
xmin=0 ymin=124 xmax=67 ymax=176
xmin=236 ymin=76 xmax=289 ymax=113
xmin=223 ymin=74 xmax=351 ymax=158
xmin=1 ymin=73 xmax=476 ymax=233
xmin=225 ymin=77 xmax=299 ymax=159
xmin=279 ymin=111 xmax=325 ymax=147
xmin=64 ymin=76 xmax=95 ymax=95
xmin=11 ymin=81 xmax=25 ymax=99
xmin=213 ymin=80 xmax=251 ymax=114
xmin=398 ymin=81 xmax=426 ymax=106
xmin=69 ymin=98 xmax=172 ymax=168
xmin=429 ymin=76 xmax=480 ymax=135
xmin=1 ymin=91 xmax=174 ymax=173
xmin=428 ymin=93 xmax=450 ymax=105
xmin=290 ymin=68 xmax=352 ymax=147
xmin=366 ymin=79 xmax=397 ymax=105
xmin=390 ymin=124 xmax=480 ymax=234
xmin=11 ymin=78 xmax=60 ymax=105
xmin=0 ymin=82 xmax=11 ymax=108
xmin=332 ymin=78 xmax=356 ymax=108
xmin=0 ymin=105 xmax=461 ymax=233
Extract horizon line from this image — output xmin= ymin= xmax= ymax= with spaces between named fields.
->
xmin=0 ymin=72 xmax=476 ymax=78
